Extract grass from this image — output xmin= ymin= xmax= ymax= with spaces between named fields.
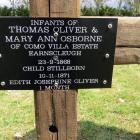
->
xmin=78 ymin=65 xmax=140 ymax=140
xmin=0 ymin=65 xmax=140 ymax=140
xmin=0 ymin=91 xmax=35 ymax=140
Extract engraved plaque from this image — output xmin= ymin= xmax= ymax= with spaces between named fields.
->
xmin=0 ymin=18 xmax=118 ymax=90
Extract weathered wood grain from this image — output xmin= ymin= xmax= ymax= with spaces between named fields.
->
xmin=30 ymin=0 xmax=80 ymax=140
xmin=50 ymin=0 xmax=80 ymax=17
xmin=112 ymin=17 xmax=140 ymax=64
xmin=115 ymin=47 xmax=140 ymax=64
xmin=116 ymin=17 xmax=140 ymax=47
xmin=34 ymin=90 xmax=53 ymax=140
xmin=29 ymin=0 xmax=49 ymax=17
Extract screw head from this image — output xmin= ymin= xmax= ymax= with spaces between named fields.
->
xmin=54 ymin=32 xmax=59 ymax=37
xmin=103 ymin=80 xmax=107 ymax=85
xmin=108 ymin=23 xmax=113 ymax=29
xmin=0 ymin=53 xmax=2 ymax=58
xmin=1 ymin=81 xmax=6 ymax=86
xmin=105 ymin=53 xmax=110 ymax=59
xmin=53 ymin=56 xmax=58 ymax=61
xmin=54 ymin=82 xmax=59 ymax=87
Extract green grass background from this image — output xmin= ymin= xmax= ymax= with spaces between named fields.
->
xmin=0 ymin=65 xmax=140 ymax=140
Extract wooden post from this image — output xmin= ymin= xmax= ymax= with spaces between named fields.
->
xmin=29 ymin=0 xmax=80 ymax=140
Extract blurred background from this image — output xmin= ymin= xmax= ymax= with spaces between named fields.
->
xmin=0 ymin=0 xmax=139 ymax=16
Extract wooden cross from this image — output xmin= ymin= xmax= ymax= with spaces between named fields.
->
xmin=30 ymin=0 xmax=80 ymax=140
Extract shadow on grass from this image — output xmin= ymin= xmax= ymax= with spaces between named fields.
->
xmin=78 ymin=121 xmax=140 ymax=140
xmin=22 ymin=130 xmax=37 ymax=140
xmin=22 ymin=121 xmax=140 ymax=140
